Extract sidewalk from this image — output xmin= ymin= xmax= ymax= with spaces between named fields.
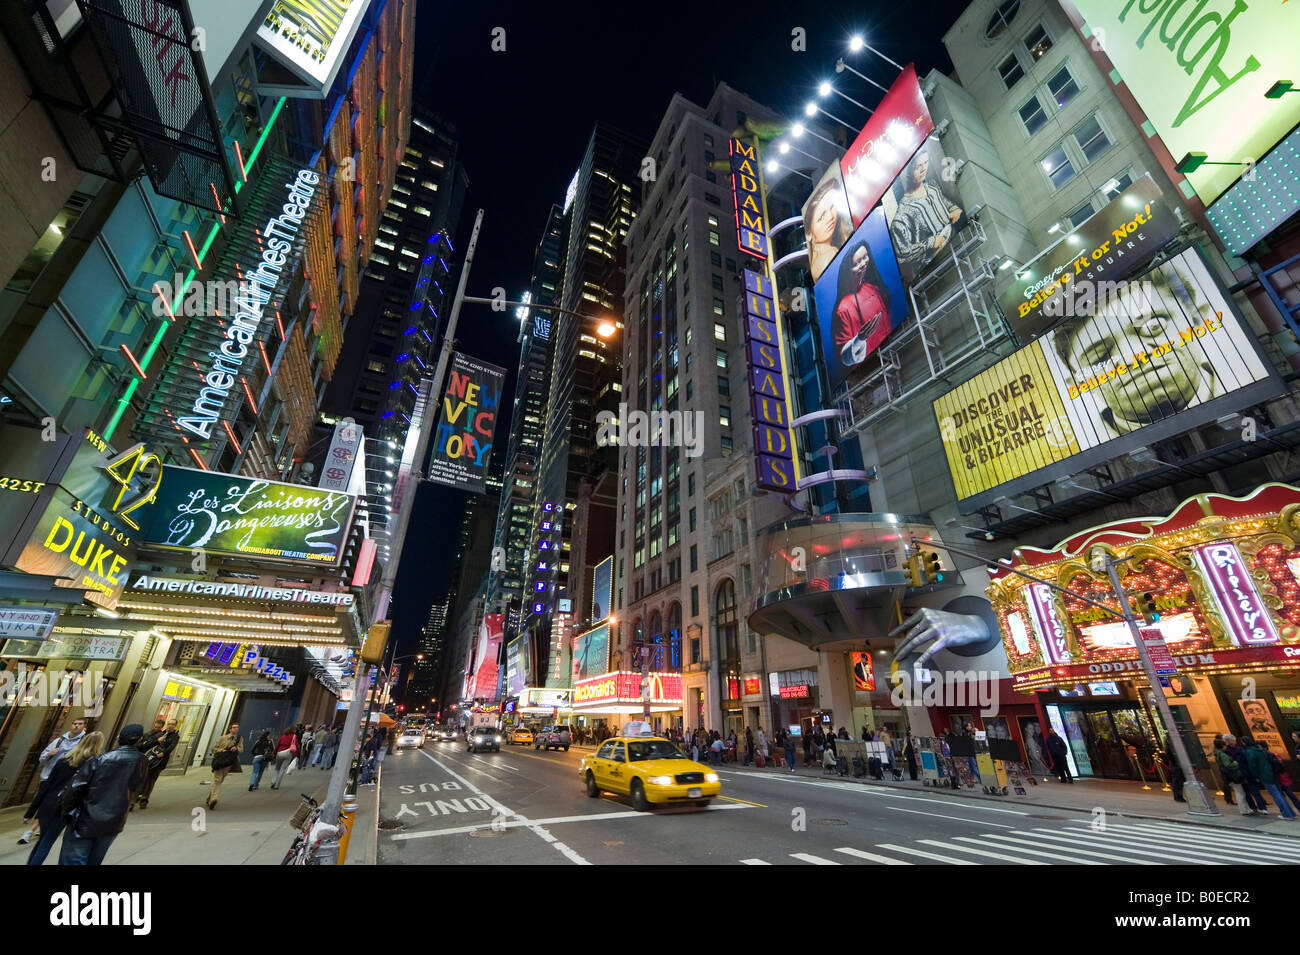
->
xmin=0 ymin=762 xmax=342 ymax=865
xmin=714 ymin=753 xmax=1300 ymax=838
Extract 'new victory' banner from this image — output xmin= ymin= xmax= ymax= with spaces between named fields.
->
xmin=428 ymin=352 xmax=505 ymax=494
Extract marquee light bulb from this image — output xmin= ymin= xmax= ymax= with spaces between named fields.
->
xmin=766 ymin=160 xmax=779 ymax=173
xmin=849 ymin=35 xmax=864 ymax=52
xmin=804 ymin=102 xmax=817 ymax=117
xmin=791 ymin=123 xmax=805 ymax=138
xmin=818 ymin=81 xmax=832 ymax=97
xmin=778 ymin=142 xmax=791 ymax=154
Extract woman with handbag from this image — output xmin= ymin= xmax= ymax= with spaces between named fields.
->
xmin=270 ymin=726 xmax=299 ymax=790
xmin=26 ymin=732 xmax=104 ymax=865
xmin=207 ymin=723 xmax=242 ymax=810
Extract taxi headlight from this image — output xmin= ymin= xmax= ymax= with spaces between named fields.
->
xmin=705 ymin=773 xmax=719 ymax=783
xmin=647 ymin=775 xmax=674 ymax=786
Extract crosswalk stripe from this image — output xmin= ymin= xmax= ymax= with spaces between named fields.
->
xmin=984 ymin=831 xmax=1158 ymax=864
xmin=1060 ymin=826 xmax=1263 ymax=862
xmin=835 ymin=847 xmax=915 ymax=865
xmin=1102 ymin=823 xmax=1295 ymax=862
xmin=740 ymin=858 xmax=771 ymax=865
xmin=954 ymin=835 xmax=1102 ymax=865
xmin=917 ymin=838 xmax=1045 ymax=864
xmin=1041 ymin=829 xmax=1224 ymax=864
xmin=791 ymin=852 xmax=841 ymax=865
xmin=876 ymin=843 xmax=978 ymax=864
xmin=1120 ymin=822 xmax=1300 ymax=856
xmin=1025 ymin=829 xmax=1186 ymax=864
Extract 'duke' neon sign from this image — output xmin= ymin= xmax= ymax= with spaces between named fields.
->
xmin=178 ymin=168 xmax=320 ymax=439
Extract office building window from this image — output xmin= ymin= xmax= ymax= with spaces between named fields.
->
xmin=690 ymin=544 xmax=698 ymax=572
xmin=1068 ymin=201 xmax=1095 ymax=229
xmin=985 ymin=0 xmax=1020 ymax=39
xmin=711 ymin=273 xmax=724 ymax=290
xmin=717 ymin=375 xmax=729 ymax=396
xmin=688 ymin=473 xmax=696 ymax=496
xmin=691 ymin=585 xmax=699 ymax=617
xmin=1041 ymin=144 xmax=1076 ymax=189
xmin=1024 ymin=22 xmax=1052 ymax=59
xmin=720 ymin=435 xmax=733 ymax=453
xmin=714 ymin=322 xmax=726 ymax=342
xmin=709 ymin=231 xmax=720 ymax=246
xmin=705 ymin=193 xmax=720 ymax=205
xmin=711 ymin=251 xmax=721 ymax=266
xmin=998 ymin=53 xmax=1024 ymax=89
xmin=689 ymin=508 xmax=697 ymax=532
xmin=1047 ymin=65 xmax=1079 ymax=110
xmin=1101 ymin=171 xmax=1134 ymax=201
xmin=715 ymin=348 xmax=727 ymax=368
xmin=1019 ymin=95 xmax=1047 ymax=136
xmin=1073 ymin=114 xmax=1112 ymax=163
xmin=713 ymin=298 xmax=725 ymax=316
xmin=719 ymin=406 xmax=730 ymax=428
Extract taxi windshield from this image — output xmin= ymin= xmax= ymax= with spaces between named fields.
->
xmin=627 ymin=740 xmax=686 ymax=762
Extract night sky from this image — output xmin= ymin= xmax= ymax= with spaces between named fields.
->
xmin=387 ymin=0 xmax=971 ymax=658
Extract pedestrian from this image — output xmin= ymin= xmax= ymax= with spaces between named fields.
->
xmin=756 ymin=726 xmax=770 ymax=767
xmin=1045 ymin=728 xmax=1072 ymax=784
xmin=837 ymin=726 xmax=849 ymax=741
xmin=824 ymin=727 xmax=838 ymax=759
xmin=26 ymin=732 xmax=105 ymax=866
xmin=813 ymin=724 xmax=826 ymax=762
xmin=321 ymin=727 xmax=339 ymax=769
xmin=57 ymin=723 xmax=148 ymax=866
xmin=1214 ymin=735 xmax=1246 ymax=811
xmin=310 ymin=724 xmax=328 ymax=767
xmin=361 ymin=728 xmax=383 ymax=784
xmin=18 ymin=716 xmax=87 ymax=845
xmin=270 ymin=725 xmax=299 ymax=790
xmin=207 ymin=723 xmax=242 ymax=810
xmin=784 ymin=730 xmax=797 ymax=772
xmin=689 ymin=730 xmax=700 ymax=762
xmin=249 ymin=731 xmax=275 ymax=790
xmin=803 ymin=728 xmax=814 ymax=766
xmin=134 ymin=718 xmax=180 ymax=810
xmin=861 ymin=725 xmax=871 ymax=742
xmin=904 ymin=733 xmax=918 ymax=781
xmin=1227 ymin=734 xmax=1268 ymax=814
xmin=709 ymin=735 xmax=726 ymax=765
xmin=1245 ymin=736 xmax=1297 ymax=819
xmin=744 ymin=727 xmax=754 ymax=765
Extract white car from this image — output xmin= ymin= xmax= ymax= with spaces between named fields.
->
xmin=396 ymin=728 xmax=425 ymax=749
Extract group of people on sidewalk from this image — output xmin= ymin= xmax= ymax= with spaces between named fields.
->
xmin=1213 ymin=733 xmax=1300 ymax=819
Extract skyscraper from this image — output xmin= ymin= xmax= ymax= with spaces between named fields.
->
xmin=523 ymin=122 xmax=646 ymax=690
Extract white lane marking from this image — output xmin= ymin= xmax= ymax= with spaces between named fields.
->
xmin=1124 ymin=820 xmax=1298 ymax=847
xmin=790 ymin=852 xmax=841 ymax=865
xmin=463 ymin=752 xmax=520 ymax=773
xmin=416 ymin=749 xmax=589 ymax=864
xmin=1029 ymin=829 xmax=1208 ymax=864
xmin=740 ymin=858 xmax=772 ymax=865
xmin=1116 ymin=823 xmax=1298 ymax=858
xmin=917 ymin=838 xmax=1044 ymax=865
xmin=980 ymin=832 xmax=1156 ymax=865
xmin=876 ymin=843 xmax=978 ymax=864
xmin=887 ymin=806 xmax=1015 ymax=828
xmin=834 ymin=847 xmax=914 ymax=865
xmin=390 ymin=802 xmax=750 ymax=840
xmin=958 ymin=835 xmax=1102 ymax=865
xmin=714 ymin=772 xmax=1030 ymax=814
xmin=1057 ymin=826 xmax=1267 ymax=865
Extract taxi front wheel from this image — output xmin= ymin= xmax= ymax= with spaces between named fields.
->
xmin=586 ymin=772 xmax=600 ymax=798
xmin=631 ymin=779 xmax=649 ymax=812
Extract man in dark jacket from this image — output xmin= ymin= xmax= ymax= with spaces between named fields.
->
xmin=1045 ymin=729 xmax=1073 ymax=784
xmin=135 ymin=718 xmax=180 ymax=809
xmin=59 ymin=724 xmax=147 ymax=865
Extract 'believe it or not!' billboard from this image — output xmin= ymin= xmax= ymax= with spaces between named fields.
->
xmin=142 ymin=467 xmax=355 ymax=566
xmin=428 ymin=352 xmax=505 ymax=494
xmin=1066 ymin=0 xmax=1300 ymax=206
xmin=1000 ymin=176 xmax=1178 ymax=344
xmin=935 ymin=247 xmax=1283 ymax=511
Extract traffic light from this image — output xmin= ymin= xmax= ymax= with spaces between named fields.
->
xmin=921 ymin=550 xmax=944 ymax=583
xmin=1138 ymin=592 xmax=1160 ymax=624
xmin=904 ymin=555 xmax=923 ymax=587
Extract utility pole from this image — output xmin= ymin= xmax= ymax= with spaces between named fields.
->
xmin=315 ymin=209 xmax=486 ymax=862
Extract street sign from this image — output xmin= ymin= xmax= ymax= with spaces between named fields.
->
xmin=1140 ymin=625 xmax=1179 ymax=675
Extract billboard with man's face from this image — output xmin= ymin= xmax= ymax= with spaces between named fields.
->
xmin=934 ymin=247 xmax=1283 ymax=510
xmin=813 ymin=207 xmax=910 ymax=395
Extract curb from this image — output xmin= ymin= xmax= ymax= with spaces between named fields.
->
xmin=719 ymin=764 xmax=1300 ymax=838
xmin=345 ymin=762 xmax=381 ymax=865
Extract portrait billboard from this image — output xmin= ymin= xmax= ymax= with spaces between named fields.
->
xmin=591 ymin=556 xmax=612 ymax=622
xmin=999 ymin=176 xmax=1179 ymax=345
xmin=840 ymin=64 xmax=935 ymax=227
xmin=1068 ymin=0 xmax=1300 ymax=206
xmin=801 ymin=163 xmax=854 ymax=284
xmin=813 ymin=207 xmax=910 ymax=395
xmin=143 ymin=466 xmax=356 ymax=566
xmin=934 ymin=247 xmax=1282 ymax=510
xmin=881 ymin=136 xmax=969 ymax=285
xmin=428 ymin=352 xmax=506 ymax=494
xmin=572 ymin=622 xmax=609 ymax=682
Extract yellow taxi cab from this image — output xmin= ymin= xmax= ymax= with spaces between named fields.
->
xmin=579 ymin=728 xmax=720 ymax=810
xmin=510 ymin=726 xmax=534 ymax=745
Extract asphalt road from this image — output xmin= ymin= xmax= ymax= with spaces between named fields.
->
xmin=375 ymin=741 xmax=1296 ymax=866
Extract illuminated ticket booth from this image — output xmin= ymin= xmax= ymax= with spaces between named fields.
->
xmin=988 ymin=484 xmax=1300 ymax=780
xmin=570 ymin=671 xmax=684 ymax=738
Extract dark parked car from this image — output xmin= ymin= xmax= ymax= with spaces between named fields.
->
xmin=535 ymin=725 xmax=571 ymax=751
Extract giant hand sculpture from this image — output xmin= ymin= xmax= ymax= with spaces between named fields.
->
xmin=889 ymin=608 xmax=993 ymax=669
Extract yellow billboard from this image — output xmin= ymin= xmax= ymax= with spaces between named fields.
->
xmin=1069 ymin=0 xmax=1300 ymax=205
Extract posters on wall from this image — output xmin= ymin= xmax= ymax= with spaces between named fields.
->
xmin=934 ymin=247 xmax=1281 ymax=510
xmin=143 ymin=466 xmax=356 ymax=566
xmin=1068 ymin=0 xmax=1300 ymax=206
xmin=839 ymin=64 xmax=935 ymax=227
xmin=880 ymin=136 xmax=969 ymax=285
xmin=572 ymin=622 xmax=609 ymax=682
xmin=813 ymin=207 xmax=910 ymax=394
xmin=428 ymin=352 xmax=506 ymax=494
xmin=801 ymin=164 xmax=854 ymax=284
xmin=998 ymin=176 xmax=1179 ymax=345
xmin=1236 ymin=698 xmax=1288 ymax=757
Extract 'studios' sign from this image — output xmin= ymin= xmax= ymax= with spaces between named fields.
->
xmin=142 ymin=466 xmax=355 ymax=566
xmin=178 ymin=168 xmax=321 ymax=439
